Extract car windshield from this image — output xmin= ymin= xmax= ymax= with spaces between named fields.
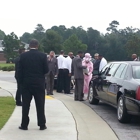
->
xmin=133 ymin=66 xmax=140 ymax=79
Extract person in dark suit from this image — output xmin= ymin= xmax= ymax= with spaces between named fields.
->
xmin=14 ymin=48 xmax=25 ymax=106
xmin=72 ymin=51 xmax=86 ymax=101
xmin=46 ymin=51 xmax=58 ymax=95
xmin=18 ymin=39 xmax=48 ymax=130
xmin=93 ymin=53 xmax=101 ymax=75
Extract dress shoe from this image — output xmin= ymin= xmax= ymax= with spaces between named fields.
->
xmin=19 ymin=126 xmax=28 ymax=130
xmin=16 ymin=102 xmax=22 ymax=106
xmin=50 ymin=93 xmax=53 ymax=95
xmin=40 ymin=125 xmax=47 ymax=130
xmin=79 ymin=99 xmax=85 ymax=101
xmin=65 ymin=92 xmax=73 ymax=94
xmin=74 ymin=99 xmax=78 ymax=101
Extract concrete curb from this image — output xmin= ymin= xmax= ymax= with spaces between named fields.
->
xmin=0 ymin=89 xmax=13 ymax=97
xmin=54 ymin=93 xmax=118 ymax=140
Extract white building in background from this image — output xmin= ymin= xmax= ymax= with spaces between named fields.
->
xmin=0 ymin=40 xmax=5 ymax=61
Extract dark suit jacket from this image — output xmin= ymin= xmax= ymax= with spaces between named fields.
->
xmin=18 ymin=49 xmax=49 ymax=85
xmin=47 ymin=56 xmax=58 ymax=75
xmin=14 ymin=56 xmax=20 ymax=79
xmin=94 ymin=59 xmax=101 ymax=71
xmin=93 ymin=59 xmax=101 ymax=75
xmin=72 ymin=57 xmax=86 ymax=79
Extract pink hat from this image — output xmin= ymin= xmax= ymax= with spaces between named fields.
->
xmin=83 ymin=53 xmax=91 ymax=61
xmin=85 ymin=53 xmax=91 ymax=58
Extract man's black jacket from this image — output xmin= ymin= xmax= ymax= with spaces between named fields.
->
xmin=14 ymin=56 xmax=20 ymax=79
xmin=18 ymin=49 xmax=49 ymax=85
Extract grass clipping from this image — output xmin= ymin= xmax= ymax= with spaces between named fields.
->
xmin=0 ymin=97 xmax=15 ymax=129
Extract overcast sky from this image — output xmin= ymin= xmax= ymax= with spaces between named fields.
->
xmin=0 ymin=0 xmax=140 ymax=37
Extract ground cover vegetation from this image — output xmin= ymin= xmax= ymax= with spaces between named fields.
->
xmin=0 ymin=97 xmax=15 ymax=129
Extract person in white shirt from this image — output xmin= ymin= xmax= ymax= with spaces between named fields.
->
xmin=63 ymin=52 xmax=73 ymax=94
xmin=57 ymin=50 xmax=65 ymax=93
xmin=99 ymin=54 xmax=107 ymax=72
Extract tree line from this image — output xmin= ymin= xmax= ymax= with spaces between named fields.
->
xmin=1 ymin=20 xmax=140 ymax=61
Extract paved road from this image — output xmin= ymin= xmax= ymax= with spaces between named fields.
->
xmin=84 ymin=101 xmax=140 ymax=140
xmin=1 ymin=71 xmax=140 ymax=140
xmin=0 ymin=71 xmax=16 ymax=83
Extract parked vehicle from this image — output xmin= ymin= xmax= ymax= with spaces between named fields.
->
xmin=89 ymin=61 xmax=140 ymax=123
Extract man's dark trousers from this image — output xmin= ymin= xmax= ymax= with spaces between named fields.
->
xmin=15 ymin=79 xmax=22 ymax=104
xmin=63 ymin=69 xmax=71 ymax=94
xmin=74 ymin=79 xmax=84 ymax=100
xmin=21 ymin=80 xmax=46 ymax=128
xmin=57 ymin=69 xmax=64 ymax=92
xmin=46 ymin=71 xmax=55 ymax=94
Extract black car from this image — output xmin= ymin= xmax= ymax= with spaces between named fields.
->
xmin=89 ymin=61 xmax=140 ymax=123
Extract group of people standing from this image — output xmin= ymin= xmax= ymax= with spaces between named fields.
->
xmin=72 ymin=52 xmax=107 ymax=101
xmin=45 ymin=50 xmax=74 ymax=95
xmin=14 ymin=38 xmax=108 ymax=130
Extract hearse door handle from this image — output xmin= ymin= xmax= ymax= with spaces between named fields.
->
xmin=117 ymin=84 xmax=122 ymax=87
xmin=111 ymin=83 xmax=122 ymax=88
xmin=106 ymin=81 xmax=111 ymax=84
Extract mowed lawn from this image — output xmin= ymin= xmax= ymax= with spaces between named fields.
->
xmin=0 ymin=97 xmax=15 ymax=129
xmin=0 ymin=63 xmax=15 ymax=67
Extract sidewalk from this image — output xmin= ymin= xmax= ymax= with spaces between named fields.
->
xmin=0 ymin=88 xmax=12 ymax=97
xmin=0 ymin=80 xmax=118 ymax=140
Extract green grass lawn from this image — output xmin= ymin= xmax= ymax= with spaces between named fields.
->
xmin=0 ymin=97 xmax=15 ymax=130
xmin=0 ymin=63 xmax=15 ymax=67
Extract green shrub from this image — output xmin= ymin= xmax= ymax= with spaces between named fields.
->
xmin=1 ymin=65 xmax=15 ymax=71
xmin=7 ymin=65 xmax=15 ymax=71
xmin=1 ymin=66 xmax=7 ymax=71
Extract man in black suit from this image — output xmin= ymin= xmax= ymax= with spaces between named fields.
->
xmin=14 ymin=48 xmax=25 ymax=106
xmin=93 ymin=53 xmax=101 ymax=75
xmin=18 ymin=39 xmax=48 ymax=130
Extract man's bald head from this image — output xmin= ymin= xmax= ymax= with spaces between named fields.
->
xmin=132 ymin=54 xmax=137 ymax=60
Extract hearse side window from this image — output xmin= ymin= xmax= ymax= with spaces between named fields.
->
xmin=100 ymin=63 xmax=111 ymax=75
xmin=120 ymin=65 xmax=127 ymax=79
xmin=133 ymin=66 xmax=140 ymax=79
xmin=107 ymin=63 xmax=120 ymax=76
xmin=114 ymin=64 xmax=126 ymax=78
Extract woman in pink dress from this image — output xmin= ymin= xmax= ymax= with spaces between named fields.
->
xmin=82 ymin=53 xmax=93 ymax=99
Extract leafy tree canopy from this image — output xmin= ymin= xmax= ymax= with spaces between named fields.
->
xmin=63 ymin=34 xmax=87 ymax=54
xmin=42 ymin=30 xmax=63 ymax=54
xmin=2 ymin=32 xmax=21 ymax=60
xmin=0 ymin=29 xmax=5 ymax=40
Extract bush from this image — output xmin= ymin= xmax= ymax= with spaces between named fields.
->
xmin=1 ymin=66 xmax=7 ymax=71
xmin=1 ymin=65 xmax=15 ymax=71
xmin=7 ymin=65 xmax=15 ymax=71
